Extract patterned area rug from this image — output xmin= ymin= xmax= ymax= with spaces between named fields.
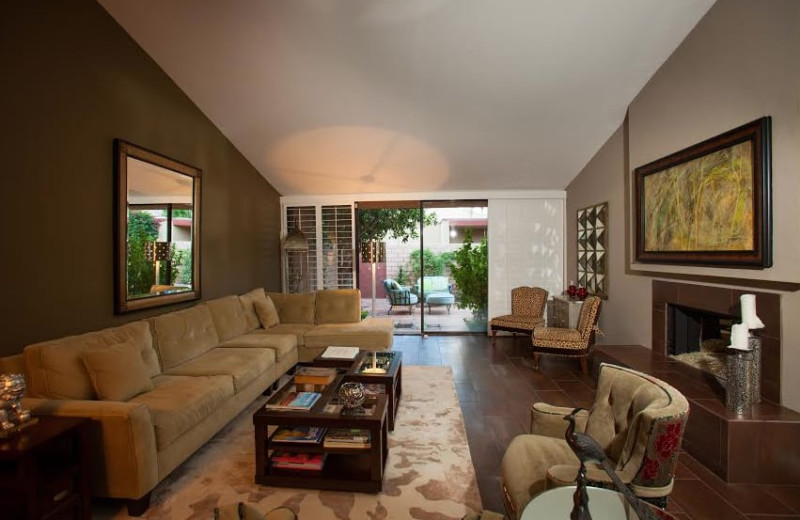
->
xmin=97 ymin=365 xmax=481 ymax=520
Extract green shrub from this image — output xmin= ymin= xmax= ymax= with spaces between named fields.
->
xmin=448 ymin=229 xmax=488 ymax=317
xmin=409 ymin=248 xmax=449 ymax=279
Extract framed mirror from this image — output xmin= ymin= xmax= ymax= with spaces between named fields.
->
xmin=114 ymin=139 xmax=201 ymax=313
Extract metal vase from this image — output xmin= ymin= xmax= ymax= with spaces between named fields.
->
xmin=748 ymin=335 xmax=762 ymax=404
xmin=726 ymin=350 xmax=754 ymax=415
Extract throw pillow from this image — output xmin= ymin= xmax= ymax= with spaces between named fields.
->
xmin=81 ymin=341 xmax=154 ymax=401
xmin=254 ymin=296 xmax=280 ymax=328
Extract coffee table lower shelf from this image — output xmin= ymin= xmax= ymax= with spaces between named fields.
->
xmin=256 ymin=452 xmax=384 ymax=492
xmin=253 ymin=394 xmax=389 ymax=493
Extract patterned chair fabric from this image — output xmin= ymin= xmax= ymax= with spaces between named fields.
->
xmin=500 ymin=363 xmax=690 ymax=520
xmin=531 ymin=295 xmax=601 ymax=373
xmin=489 ymin=287 xmax=548 ymax=344
xmin=383 ymin=279 xmax=419 ymax=314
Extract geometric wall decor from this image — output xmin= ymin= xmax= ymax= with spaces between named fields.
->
xmin=577 ymin=202 xmax=608 ymax=299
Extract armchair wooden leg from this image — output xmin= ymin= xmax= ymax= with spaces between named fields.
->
xmin=491 ymin=330 xmax=497 ymax=346
xmin=579 ymin=357 xmax=588 ymax=375
xmin=127 ymin=492 xmax=152 ymax=517
xmin=533 ymin=352 xmax=541 ymax=370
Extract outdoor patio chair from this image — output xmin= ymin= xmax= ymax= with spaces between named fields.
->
xmin=489 ymin=286 xmax=548 ymax=345
xmin=383 ymin=279 xmax=418 ymax=314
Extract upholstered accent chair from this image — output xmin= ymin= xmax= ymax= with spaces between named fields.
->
xmin=500 ymin=363 xmax=690 ymax=520
xmin=489 ymin=286 xmax=549 ymax=345
xmin=531 ymin=295 xmax=601 ymax=374
xmin=383 ymin=279 xmax=419 ymax=313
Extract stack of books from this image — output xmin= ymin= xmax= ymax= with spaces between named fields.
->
xmin=264 ymin=391 xmax=321 ymax=411
xmin=271 ymin=426 xmax=326 ymax=444
xmin=271 ymin=451 xmax=326 ymax=471
xmin=323 ymin=428 xmax=371 ymax=449
xmin=293 ymin=366 xmax=337 ymax=392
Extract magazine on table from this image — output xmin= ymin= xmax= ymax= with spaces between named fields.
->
xmin=265 ymin=391 xmax=321 ymax=411
xmin=293 ymin=366 xmax=337 ymax=386
xmin=323 ymin=428 xmax=371 ymax=448
xmin=320 ymin=346 xmax=360 ymax=359
xmin=271 ymin=426 xmax=326 ymax=444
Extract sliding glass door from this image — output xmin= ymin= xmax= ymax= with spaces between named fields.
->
xmin=356 ymin=199 xmax=487 ymax=335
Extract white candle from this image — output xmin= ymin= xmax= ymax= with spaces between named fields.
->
xmin=740 ymin=294 xmax=765 ymax=329
xmin=728 ymin=323 xmax=751 ymax=350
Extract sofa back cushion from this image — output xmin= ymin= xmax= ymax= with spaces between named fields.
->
xmin=206 ymin=296 xmax=250 ymax=341
xmin=238 ymin=288 xmax=268 ymax=331
xmin=24 ymin=320 xmax=158 ymax=400
xmin=82 ymin=341 xmax=155 ymax=401
xmin=254 ymin=296 xmax=280 ymax=328
xmin=315 ymin=289 xmax=361 ymax=324
xmin=266 ymin=292 xmax=316 ymax=324
xmin=152 ymin=304 xmax=219 ymax=371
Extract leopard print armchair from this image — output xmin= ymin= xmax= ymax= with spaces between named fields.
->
xmin=531 ymin=295 xmax=601 ymax=374
xmin=489 ymin=287 xmax=548 ymax=345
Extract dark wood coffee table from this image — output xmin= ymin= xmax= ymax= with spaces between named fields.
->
xmin=313 ymin=350 xmax=402 ymax=430
xmin=253 ymin=375 xmax=389 ymax=493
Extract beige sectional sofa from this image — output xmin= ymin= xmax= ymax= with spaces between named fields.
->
xmin=1 ymin=288 xmax=393 ymax=515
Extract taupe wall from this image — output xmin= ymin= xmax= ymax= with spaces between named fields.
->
xmin=0 ymin=1 xmax=282 ymax=355
xmin=566 ymin=0 xmax=800 ymax=410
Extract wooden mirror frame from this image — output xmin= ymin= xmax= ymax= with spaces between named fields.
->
xmin=114 ymin=139 xmax=202 ymax=313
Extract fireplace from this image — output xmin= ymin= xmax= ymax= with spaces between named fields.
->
xmin=667 ymin=304 xmax=735 ymax=356
xmin=652 ymin=280 xmax=781 ymax=405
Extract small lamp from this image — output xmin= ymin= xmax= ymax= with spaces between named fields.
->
xmin=283 ymin=228 xmax=309 ymax=252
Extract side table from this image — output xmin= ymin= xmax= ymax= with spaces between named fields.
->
xmin=548 ymin=295 xmax=583 ymax=328
xmin=0 ymin=416 xmax=91 ymax=520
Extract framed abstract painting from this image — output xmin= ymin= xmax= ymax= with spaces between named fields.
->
xmin=634 ymin=117 xmax=772 ymax=268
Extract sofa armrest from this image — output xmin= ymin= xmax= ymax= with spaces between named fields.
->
xmin=530 ymin=403 xmax=588 ymax=438
xmin=24 ymin=397 xmax=158 ymax=500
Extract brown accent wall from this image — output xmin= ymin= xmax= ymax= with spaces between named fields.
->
xmin=0 ymin=1 xmax=281 ymax=355
xmin=566 ymin=0 xmax=800 ymax=411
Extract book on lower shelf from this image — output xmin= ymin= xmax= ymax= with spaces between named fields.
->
xmin=320 ymin=346 xmax=360 ymax=359
xmin=271 ymin=451 xmax=326 ymax=471
xmin=265 ymin=391 xmax=321 ymax=411
xmin=293 ymin=366 xmax=337 ymax=386
xmin=271 ymin=426 xmax=326 ymax=444
xmin=323 ymin=428 xmax=371 ymax=449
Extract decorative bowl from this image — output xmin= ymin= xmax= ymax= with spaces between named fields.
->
xmin=338 ymin=382 xmax=366 ymax=409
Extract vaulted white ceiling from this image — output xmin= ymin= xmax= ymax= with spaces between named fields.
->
xmin=99 ymin=0 xmax=715 ymax=196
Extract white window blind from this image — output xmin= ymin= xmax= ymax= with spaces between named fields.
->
xmin=321 ymin=205 xmax=354 ymax=289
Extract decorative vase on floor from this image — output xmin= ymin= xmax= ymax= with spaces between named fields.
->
xmin=748 ymin=335 xmax=762 ymax=404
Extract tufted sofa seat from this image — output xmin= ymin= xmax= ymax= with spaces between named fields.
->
xmin=500 ymin=363 xmax=690 ymax=519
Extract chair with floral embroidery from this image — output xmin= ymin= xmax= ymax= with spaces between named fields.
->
xmin=499 ymin=363 xmax=690 ymax=520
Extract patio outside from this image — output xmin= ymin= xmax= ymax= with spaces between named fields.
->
xmin=359 ymin=206 xmax=488 ymax=334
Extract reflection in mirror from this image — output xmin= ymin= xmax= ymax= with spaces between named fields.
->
xmin=115 ymin=140 xmax=201 ymax=313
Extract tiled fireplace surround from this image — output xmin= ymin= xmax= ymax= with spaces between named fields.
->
xmin=597 ymin=280 xmax=800 ymax=485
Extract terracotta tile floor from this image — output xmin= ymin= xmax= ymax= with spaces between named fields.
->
xmin=392 ymin=334 xmax=800 ymax=519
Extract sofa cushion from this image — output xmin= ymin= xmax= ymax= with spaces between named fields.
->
xmin=315 ymin=289 xmax=361 ymax=324
xmin=220 ymin=333 xmax=297 ymax=362
xmin=152 ymin=304 xmax=219 ymax=371
xmin=266 ymin=292 xmax=316 ymax=324
xmin=81 ymin=341 xmax=154 ymax=401
xmin=24 ymin=320 xmax=158 ymax=400
xmin=131 ymin=374 xmax=234 ymax=451
xmin=206 ymin=296 xmax=250 ymax=342
xmin=163 ymin=347 xmax=275 ymax=393
xmin=303 ymin=318 xmax=393 ymax=349
xmin=260 ymin=324 xmax=315 ymax=347
xmin=254 ymin=297 xmax=280 ymax=328
xmin=238 ymin=288 xmax=268 ymax=332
